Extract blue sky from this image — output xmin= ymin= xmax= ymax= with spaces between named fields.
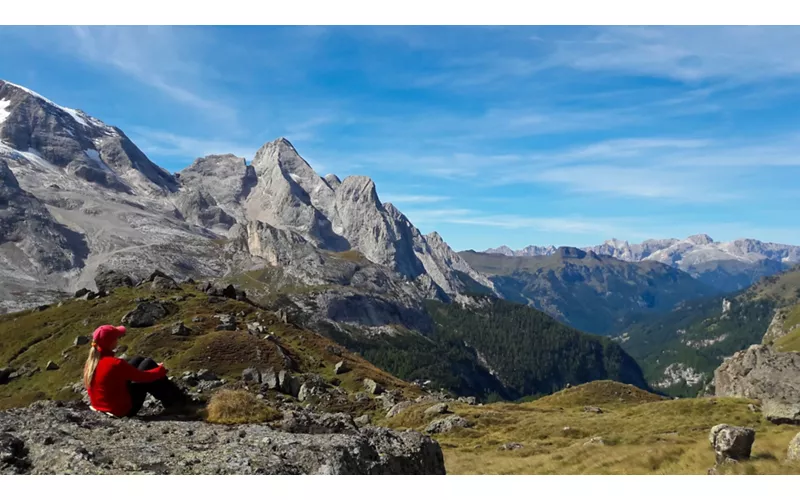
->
xmin=1 ymin=26 xmax=798 ymax=251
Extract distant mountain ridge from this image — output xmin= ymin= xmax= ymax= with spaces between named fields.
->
xmin=460 ymin=247 xmax=717 ymax=335
xmin=486 ymin=235 xmax=800 ymax=291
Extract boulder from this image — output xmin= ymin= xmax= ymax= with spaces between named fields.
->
xmin=709 ymin=424 xmax=755 ymax=465
xmin=247 ymin=322 xmax=265 ymax=335
xmin=425 ymin=415 xmax=471 ymax=434
xmin=354 ymin=415 xmax=371 ymax=427
xmin=499 ymin=442 xmax=523 ymax=451
xmin=45 ymin=361 xmax=59 ymax=371
xmin=298 ymin=375 xmax=327 ymax=402
xmin=386 ymin=401 xmax=414 ymax=419
xmin=278 ymin=371 xmax=302 ymax=398
xmin=261 ymin=369 xmax=279 ymax=390
xmin=762 ymin=400 xmax=800 ymax=425
xmin=151 ymin=276 xmax=180 ymax=291
xmin=457 ymin=396 xmax=477 ymax=406
xmin=73 ymin=336 xmax=90 ymax=347
xmin=333 ymin=360 xmax=349 ymax=375
xmin=424 ymin=403 xmax=449 ymax=416
xmin=584 ymin=406 xmax=603 ymax=414
xmin=94 ymin=270 xmax=134 ymax=294
xmin=0 ymin=401 xmax=445 ymax=474
xmin=121 ymin=302 xmax=169 ymax=328
xmin=583 ymin=437 xmax=606 ymax=446
xmin=73 ymin=288 xmax=91 ymax=298
xmin=171 ymin=322 xmax=192 ymax=336
xmin=214 ymin=314 xmax=237 ymax=332
xmin=788 ymin=432 xmax=800 ymax=461
xmin=196 ymin=369 xmax=218 ymax=382
xmin=145 ymin=270 xmax=172 ymax=283
xmin=714 ymin=344 xmax=800 ymax=402
xmin=362 ymin=378 xmax=383 ymax=395
xmin=79 ymin=291 xmax=98 ymax=301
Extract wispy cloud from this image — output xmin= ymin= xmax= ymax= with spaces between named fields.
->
xmin=129 ymin=128 xmax=259 ymax=163
xmin=66 ymin=27 xmax=238 ymax=125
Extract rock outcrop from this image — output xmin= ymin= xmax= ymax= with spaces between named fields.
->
xmin=0 ymin=401 xmax=446 ymax=475
xmin=714 ymin=344 xmax=800 ymax=403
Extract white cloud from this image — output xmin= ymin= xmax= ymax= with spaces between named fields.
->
xmin=129 ymin=128 xmax=259 ymax=162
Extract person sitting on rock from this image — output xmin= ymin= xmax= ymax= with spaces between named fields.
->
xmin=83 ymin=324 xmax=197 ymax=418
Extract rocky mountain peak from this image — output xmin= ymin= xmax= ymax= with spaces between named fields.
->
xmin=686 ymin=234 xmax=714 ymax=245
xmin=324 ymin=173 xmax=342 ymax=190
xmin=557 ymin=247 xmax=587 ymax=259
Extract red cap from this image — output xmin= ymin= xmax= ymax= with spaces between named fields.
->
xmin=91 ymin=325 xmax=126 ymax=352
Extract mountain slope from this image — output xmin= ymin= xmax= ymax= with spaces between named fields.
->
xmin=619 ymin=266 xmax=800 ymax=397
xmin=487 ymin=235 xmax=800 ymax=292
xmin=460 ymin=248 xmax=716 ymax=335
xmin=0 ymin=80 xmax=492 ymax=316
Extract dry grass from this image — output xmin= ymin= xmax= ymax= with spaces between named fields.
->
xmin=382 ymin=381 xmax=800 ymax=475
xmin=205 ymin=389 xmax=281 ymax=425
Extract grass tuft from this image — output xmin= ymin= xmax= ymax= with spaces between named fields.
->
xmin=205 ymin=389 xmax=281 ymax=425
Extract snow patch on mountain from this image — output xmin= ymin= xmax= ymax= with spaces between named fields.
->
xmin=0 ymin=98 xmax=11 ymax=125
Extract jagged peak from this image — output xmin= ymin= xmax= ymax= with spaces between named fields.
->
xmin=556 ymin=246 xmax=587 ymax=259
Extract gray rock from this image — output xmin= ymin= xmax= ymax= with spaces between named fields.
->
xmin=278 ymin=371 xmax=301 ymax=398
xmin=260 ymin=369 xmax=278 ymax=390
xmin=584 ymin=406 xmax=603 ymax=414
xmin=333 ymin=360 xmax=349 ymax=375
xmin=242 ymin=368 xmax=261 ymax=385
xmin=45 ymin=361 xmax=59 ymax=371
xmin=425 ymin=415 xmax=471 ymax=434
xmin=423 ymin=403 xmax=449 ymax=416
xmin=95 ymin=270 xmax=134 ymax=294
xmin=281 ymin=410 xmax=358 ymax=435
xmin=762 ymin=400 xmax=800 ymax=425
xmin=151 ymin=276 xmax=179 ymax=291
xmin=0 ymin=432 xmax=30 ymax=473
xmin=171 ymin=322 xmax=192 ymax=336
xmin=714 ymin=344 xmax=800 ymax=403
xmin=73 ymin=288 xmax=91 ymax=298
xmin=457 ymin=396 xmax=477 ymax=406
xmin=0 ymin=400 xmax=445 ymax=474
xmin=298 ymin=375 xmax=327 ymax=402
xmin=386 ymin=402 xmax=414 ymax=419
xmin=788 ymin=432 xmax=800 ymax=461
xmin=499 ymin=442 xmax=523 ymax=451
xmin=362 ymin=378 xmax=383 ymax=395
xmin=214 ymin=314 xmax=237 ymax=332
xmin=709 ymin=424 xmax=755 ymax=465
xmin=247 ymin=322 xmax=265 ymax=335
xmin=121 ymin=302 xmax=169 ymax=328
xmin=196 ymin=369 xmax=218 ymax=382
xmin=354 ymin=415 xmax=371 ymax=427
xmin=73 ymin=336 xmax=90 ymax=347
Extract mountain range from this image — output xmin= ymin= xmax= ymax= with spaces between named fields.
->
xmin=487 ymin=236 xmax=800 ymax=292
xmin=0 ymin=79 xmax=649 ymax=400
xmin=460 ymin=247 xmax=718 ymax=335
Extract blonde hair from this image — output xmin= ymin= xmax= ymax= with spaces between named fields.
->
xmin=82 ymin=344 xmax=102 ymax=389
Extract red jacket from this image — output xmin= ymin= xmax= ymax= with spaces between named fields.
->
xmin=87 ymin=355 xmax=166 ymax=417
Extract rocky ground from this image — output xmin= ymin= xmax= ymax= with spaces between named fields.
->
xmin=0 ymin=400 xmax=445 ymax=475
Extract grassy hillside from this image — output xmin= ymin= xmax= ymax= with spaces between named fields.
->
xmin=0 ymin=282 xmax=419 ymax=410
xmin=381 ymin=381 xmax=800 ymax=475
xmin=460 ymin=249 xmax=716 ymax=335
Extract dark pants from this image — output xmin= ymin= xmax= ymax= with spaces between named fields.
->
xmin=126 ymin=356 xmax=188 ymax=417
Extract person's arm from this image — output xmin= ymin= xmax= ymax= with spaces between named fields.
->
xmin=115 ymin=358 xmax=167 ymax=383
